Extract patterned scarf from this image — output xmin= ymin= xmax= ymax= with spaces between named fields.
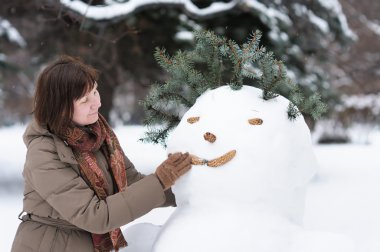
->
xmin=64 ymin=114 xmax=127 ymax=252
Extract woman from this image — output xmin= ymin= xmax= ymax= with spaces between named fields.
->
xmin=11 ymin=55 xmax=191 ymax=252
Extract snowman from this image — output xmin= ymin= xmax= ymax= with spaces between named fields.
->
xmin=123 ymin=30 xmax=354 ymax=252
xmin=144 ymin=85 xmax=353 ymax=252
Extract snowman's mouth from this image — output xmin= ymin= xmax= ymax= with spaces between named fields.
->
xmin=190 ymin=150 xmax=236 ymax=167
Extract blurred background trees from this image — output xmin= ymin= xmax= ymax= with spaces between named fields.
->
xmin=1 ymin=0 xmax=379 ymax=143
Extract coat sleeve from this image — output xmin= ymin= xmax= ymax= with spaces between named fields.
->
xmin=124 ymin=155 xmax=145 ymax=184
xmin=124 ymin=154 xmax=176 ymax=207
xmin=24 ymin=137 xmax=167 ymax=234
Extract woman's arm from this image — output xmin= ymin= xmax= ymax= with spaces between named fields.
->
xmin=24 ymin=137 xmax=166 ymax=234
xmin=124 ymin=154 xmax=176 ymax=207
xmin=124 ymin=155 xmax=144 ymax=184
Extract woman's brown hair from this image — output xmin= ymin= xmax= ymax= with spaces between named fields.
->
xmin=34 ymin=55 xmax=99 ymax=136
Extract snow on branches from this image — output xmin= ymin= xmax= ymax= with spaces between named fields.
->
xmin=59 ymin=0 xmax=240 ymax=21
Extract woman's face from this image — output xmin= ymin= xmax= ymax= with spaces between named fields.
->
xmin=72 ymin=82 xmax=101 ymax=126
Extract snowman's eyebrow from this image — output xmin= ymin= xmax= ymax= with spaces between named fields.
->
xmin=248 ymin=111 xmax=263 ymax=125
xmin=187 ymin=116 xmax=200 ymax=124
xmin=248 ymin=118 xmax=263 ymax=125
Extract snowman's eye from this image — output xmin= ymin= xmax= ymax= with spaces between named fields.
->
xmin=248 ymin=118 xmax=263 ymax=125
xmin=187 ymin=117 xmax=200 ymax=124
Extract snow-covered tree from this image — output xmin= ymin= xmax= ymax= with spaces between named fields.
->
xmin=58 ymin=0 xmax=355 ymax=125
xmin=0 ymin=16 xmax=30 ymax=125
xmin=4 ymin=0 xmax=376 ymax=135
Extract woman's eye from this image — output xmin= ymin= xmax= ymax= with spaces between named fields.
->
xmin=248 ymin=118 xmax=263 ymax=125
xmin=187 ymin=117 xmax=200 ymax=124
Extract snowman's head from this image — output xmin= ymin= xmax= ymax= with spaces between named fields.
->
xmin=167 ymin=85 xmax=317 ymax=206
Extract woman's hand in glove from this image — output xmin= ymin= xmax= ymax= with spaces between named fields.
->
xmin=155 ymin=152 xmax=192 ymax=190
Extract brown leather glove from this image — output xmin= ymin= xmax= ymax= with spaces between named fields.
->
xmin=155 ymin=152 xmax=192 ymax=190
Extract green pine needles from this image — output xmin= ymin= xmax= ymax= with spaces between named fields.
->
xmin=140 ymin=30 xmax=327 ymax=145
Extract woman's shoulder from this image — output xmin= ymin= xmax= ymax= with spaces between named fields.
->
xmin=23 ymin=122 xmax=57 ymax=164
xmin=23 ymin=123 xmax=79 ymax=176
xmin=23 ymin=119 xmax=78 ymax=165
xmin=23 ymin=118 xmax=54 ymax=148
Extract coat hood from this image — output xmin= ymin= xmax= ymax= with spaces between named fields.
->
xmin=23 ymin=119 xmax=52 ymax=147
xmin=23 ymin=118 xmax=80 ymax=166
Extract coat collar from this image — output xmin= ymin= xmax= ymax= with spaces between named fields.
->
xmin=52 ymin=134 xmax=78 ymax=166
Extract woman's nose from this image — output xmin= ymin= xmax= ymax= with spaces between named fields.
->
xmin=204 ymin=132 xmax=216 ymax=143
xmin=91 ymin=97 xmax=101 ymax=109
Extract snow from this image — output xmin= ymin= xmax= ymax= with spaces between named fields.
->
xmin=59 ymin=0 xmax=295 ymax=31
xmin=359 ymin=15 xmax=380 ymax=37
xmin=305 ymin=144 xmax=380 ymax=252
xmin=317 ymin=0 xmax=357 ymax=40
xmin=174 ymin=30 xmax=194 ymax=41
xmin=0 ymin=124 xmax=26 ymax=182
xmin=1 ymin=122 xmax=380 ymax=251
xmin=0 ymin=17 xmax=26 ymax=48
xmin=59 ymin=0 xmax=239 ymax=21
xmin=0 ymin=53 xmax=6 ymax=62
xmin=340 ymin=93 xmax=380 ymax=114
xmin=244 ymin=0 xmax=292 ymax=27
xmin=292 ymin=4 xmax=329 ymax=34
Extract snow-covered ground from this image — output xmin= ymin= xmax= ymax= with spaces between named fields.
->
xmin=0 ymin=124 xmax=379 ymax=252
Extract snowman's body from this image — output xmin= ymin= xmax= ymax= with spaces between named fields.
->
xmin=125 ymin=86 xmax=354 ymax=252
xmin=150 ymin=86 xmax=353 ymax=252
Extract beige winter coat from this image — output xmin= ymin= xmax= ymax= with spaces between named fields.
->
xmin=11 ymin=120 xmax=175 ymax=252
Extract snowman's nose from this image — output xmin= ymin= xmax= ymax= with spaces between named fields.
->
xmin=204 ymin=132 xmax=216 ymax=143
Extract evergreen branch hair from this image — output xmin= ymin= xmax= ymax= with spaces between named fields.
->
xmin=141 ymin=29 xmax=327 ymax=145
xmin=154 ymin=48 xmax=173 ymax=70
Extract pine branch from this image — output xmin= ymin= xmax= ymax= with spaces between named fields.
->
xmin=259 ymin=52 xmax=277 ymax=99
xmin=139 ymin=125 xmax=173 ymax=147
xmin=243 ymin=30 xmax=261 ymax=54
xmin=141 ymin=102 xmax=178 ymax=124
xmin=241 ymin=65 xmax=260 ymax=80
xmin=303 ymin=93 xmax=328 ymax=120
xmin=287 ymin=102 xmax=301 ymax=120
xmin=242 ymin=30 xmax=262 ymax=63
xmin=142 ymin=29 xmax=327 ymax=145
xmin=227 ymin=39 xmax=243 ymax=88
xmin=286 ymin=82 xmax=327 ymax=120
xmin=154 ymin=47 xmax=173 ymax=71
